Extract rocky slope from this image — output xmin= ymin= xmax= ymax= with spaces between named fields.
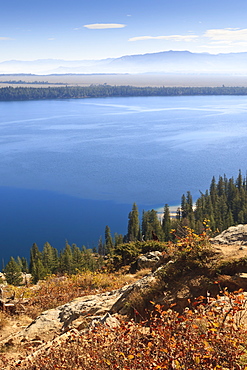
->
xmin=3 ymin=224 xmax=247 ymax=368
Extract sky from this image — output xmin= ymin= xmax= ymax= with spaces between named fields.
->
xmin=1 ymin=0 xmax=247 ymax=61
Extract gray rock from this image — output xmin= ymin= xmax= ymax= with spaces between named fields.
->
xmin=18 ymin=273 xmax=157 ymax=340
xmin=90 ymin=312 xmax=120 ymax=329
xmin=110 ymin=273 xmax=157 ymax=314
xmin=212 ymin=224 xmax=247 ymax=245
xmin=137 ymin=251 xmax=163 ymax=270
xmin=20 ymin=290 xmax=123 ymax=339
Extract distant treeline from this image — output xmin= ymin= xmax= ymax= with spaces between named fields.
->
xmin=0 ymin=80 xmax=66 ymax=85
xmin=1 ymin=85 xmax=247 ymax=101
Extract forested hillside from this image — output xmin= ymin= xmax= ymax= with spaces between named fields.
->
xmin=1 ymin=85 xmax=247 ymax=101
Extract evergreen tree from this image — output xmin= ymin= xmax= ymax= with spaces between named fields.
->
xmin=71 ymin=244 xmax=84 ymax=273
xmin=4 ymin=257 xmax=22 ymax=286
xmin=42 ymin=242 xmax=58 ymax=274
xmin=142 ymin=209 xmax=163 ymax=241
xmin=21 ymin=257 xmax=29 ymax=273
xmin=176 ymin=207 xmax=181 ymax=221
xmin=114 ymin=233 xmax=124 ymax=246
xmin=105 ymin=225 xmax=113 ymax=255
xmin=29 ymin=243 xmax=42 ymax=275
xmin=32 ymin=259 xmax=47 ymax=283
xmin=98 ymin=236 xmax=105 ymax=256
xmin=210 ymin=176 xmax=217 ymax=205
xmin=127 ymin=203 xmax=140 ymax=242
xmin=29 ymin=243 xmax=47 ymax=282
xmin=81 ymin=247 xmax=96 ymax=271
xmin=236 ymin=170 xmax=243 ymax=190
xmin=16 ymin=256 xmax=23 ymax=271
xmin=162 ymin=204 xmax=171 ymax=241
xmin=60 ymin=241 xmax=73 ymax=274
xmin=181 ymin=191 xmax=195 ymax=229
xmin=217 ymin=175 xmax=225 ymax=197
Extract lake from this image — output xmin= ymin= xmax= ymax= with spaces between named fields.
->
xmin=1 ymin=95 xmax=247 ymax=264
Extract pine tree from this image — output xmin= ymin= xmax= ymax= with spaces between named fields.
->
xmin=142 ymin=209 xmax=163 ymax=241
xmin=162 ymin=204 xmax=171 ymax=241
xmin=29 ymin=243 xmax=42 ymax=275
xmin=105 ymin=225 xmax=113 ymax=255
xmin=236 ymin=170 xmax=243 ymax=190
xmin=127 ymin=203 xmax=140 ymax=242
xmin=81 ymin=247 xmax=96 ymax=271
xmin=181 ymin=191 xmax=195 ymax=229
xmin=4 ymin=257 xmax=22 ymax=286
xmin=210 ymin=176 xmax=217 ymax=205
xmin=42 ymin=242 xmax=57 ymax=274
xmin=21 ymin=257 xmax=29 ymax=273
xmin=71 ymin=244 xmax=84 ymax=273
xmin=176 ymin=207 xmax=181 ymax=221
xmin=29 ymin=243 xmax=48 ymax=282
xmin=98 ymin=236 xmax=105 ymax=256
xmin=60 ymin=241 xmax=73 ymax=274
xmin=32 ymin=259 xmax=47 ymax=283
xmin=114 ymin=233 xmax=124 ymax=246
xmin=16 ymin=256 xmax=23 ymax=271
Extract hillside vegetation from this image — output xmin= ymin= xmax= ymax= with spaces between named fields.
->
xmin=1 ymin=224 xmax=247 ymax=368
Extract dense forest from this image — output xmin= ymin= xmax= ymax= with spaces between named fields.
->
xmin=1 ymin=85 xmax=247 ymax=101
xmin=4 ymin=171 xmax=247 ymax=285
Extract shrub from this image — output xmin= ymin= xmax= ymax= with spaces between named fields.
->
xmin=14 ymin=291 xmax=247 ymax=369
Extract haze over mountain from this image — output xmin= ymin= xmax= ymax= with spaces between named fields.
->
xmin=1 ymin=51 xmax=247 ymax=75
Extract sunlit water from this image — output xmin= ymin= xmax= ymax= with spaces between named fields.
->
xmin=1 ymin=95 xmax=247 ymax=263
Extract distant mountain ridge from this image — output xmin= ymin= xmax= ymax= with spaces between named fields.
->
xmin=1 ymin=50 xmax=247 ymax=75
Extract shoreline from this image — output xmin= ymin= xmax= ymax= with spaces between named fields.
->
xmin=1 ymin=73 xmax=247 ymax=88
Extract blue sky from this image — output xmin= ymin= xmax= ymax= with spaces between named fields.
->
xmin=1 ymin=0 xmax=247 ymax=61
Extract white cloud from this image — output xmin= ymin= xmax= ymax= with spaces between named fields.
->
xmin=128 ymin=34 xmax=198 ymax=42
xmin=83 ymin=23 xmax=126 ymax=30
xmin=204 ymin=28 xmax=247 ymax=42
xmin=0 ymin=37 xmax=13 ymax=41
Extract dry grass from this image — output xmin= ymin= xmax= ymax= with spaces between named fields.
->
xmin=2 ymin=271 xmax=137 ymax=319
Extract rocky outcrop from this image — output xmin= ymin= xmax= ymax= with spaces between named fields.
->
xmin=9 ymin=272 xmax=156 ymax=343
xmin=19 ymin=287 xmax=127 ymax=341
xmin=137 ymin=251 xmax=162 ymax=270
xmin=212 ymin=224 xmax=247 ymax=245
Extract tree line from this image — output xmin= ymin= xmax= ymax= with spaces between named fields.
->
xmin=1 ymin=85 xmax=247 ymax=101
xmin=4 ymin=171 xmax=247 ymax=284
xmin=123 ymin=171 xmax=247 ymax=244
xmin=3 ymin=241 xmax=104 ymax=286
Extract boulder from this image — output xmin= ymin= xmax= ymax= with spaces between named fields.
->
xmin=137 ymin=251 xmax=162 ymax=270
xmin=90 ymin=312 xmax=120 ymax=329
xmin=19 ymin=288 xmax=128 ymax=340
xmin=17 ymin=273 xmax=157 ymax=341
xmin=212 ymin=224 xmax=247 ymax=245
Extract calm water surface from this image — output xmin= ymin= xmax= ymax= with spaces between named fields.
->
xmin=1 ymin=96 xmax=247 ymax=262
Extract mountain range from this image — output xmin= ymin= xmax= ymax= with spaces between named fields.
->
xmin=1 ymin=50 xmax=247 ymax=75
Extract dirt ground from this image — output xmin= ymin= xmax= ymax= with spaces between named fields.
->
xmin=213 ymin=242 xmax=247 ymax=260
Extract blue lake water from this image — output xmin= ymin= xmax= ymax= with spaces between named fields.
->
xmin=1 ymin=95 xmax=247 ymax=263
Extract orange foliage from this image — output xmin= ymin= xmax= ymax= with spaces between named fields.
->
xmin=11 ymin=291 xmax=247 ymax=369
